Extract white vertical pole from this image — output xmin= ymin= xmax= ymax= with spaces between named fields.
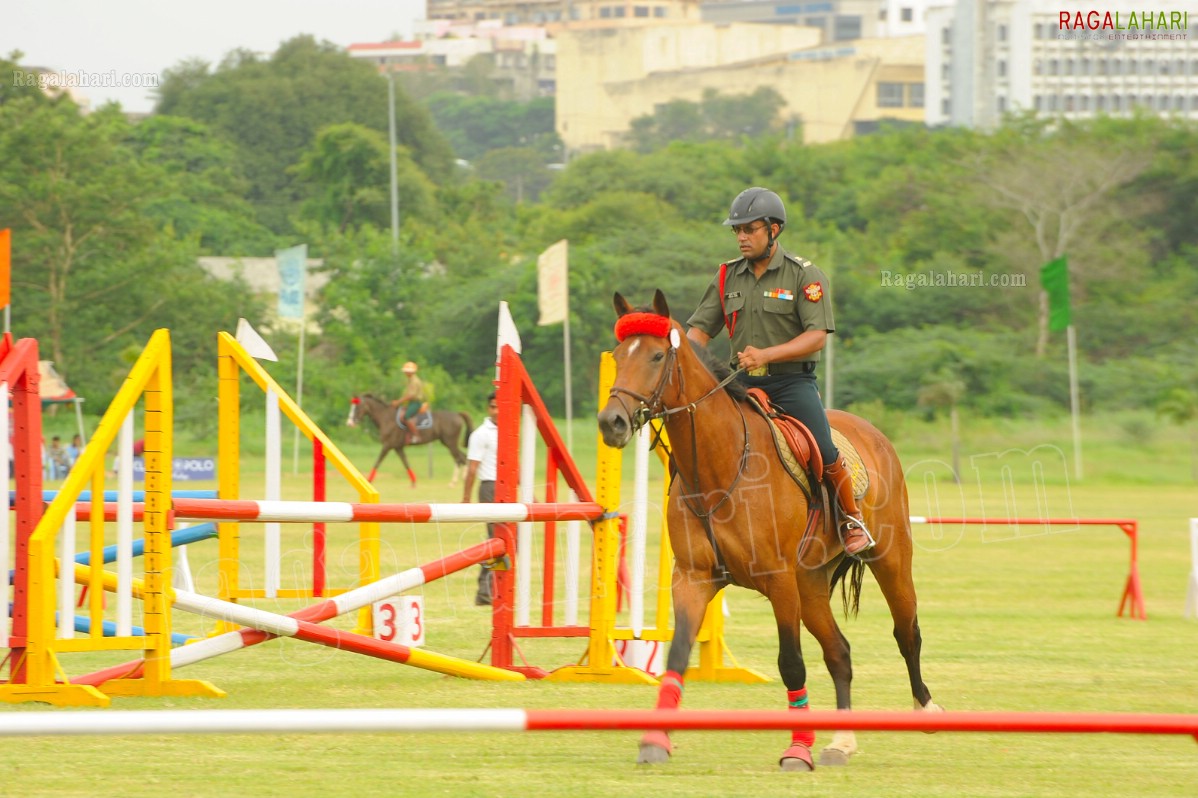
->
xmin=563 ymin=303 xmax=573 ymax=454
xmin=265 ymin=390 xmax=281 ymax=598
xmin=116 ymin=414 xmax=134 ymax=637
xmin=292 ymin=322 xmax=306 ymax=475
xmin=515 ymin=405 xmax=537 ymax=627
xmin=57 ymin=513 xmax=76 ymax=639
xmin=630 ymin=424 xmax=650 ymax=638
xmin=1185 ymin=518 xmax=1198 ymax=620
xmin=173 ymin=523 xmax=196 ymax=594
xmin=1067 ymin=324 xmax=1082 ymax=481
xmin=564 ymin=490 xmax=580 ymax=627
xmin=0 ymin=380 xmax=8 ymax=648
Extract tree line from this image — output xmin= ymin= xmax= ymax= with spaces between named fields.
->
xmin=1 ymin=37 xmax=1195 ymax=440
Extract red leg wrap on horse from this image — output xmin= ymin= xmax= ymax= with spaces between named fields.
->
xmin=787 ymin=687 xmax=815 ymax=748
xmin=640 ymin=671 xmax=684 ymax=754
xmin=654 ymin=670 xmax=685 ymax=710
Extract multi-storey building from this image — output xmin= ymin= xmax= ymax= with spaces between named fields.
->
xmin=349 ymin=20 xmax=557 ymax=99
xmin=555 ymin=22 xmax=925 ymax=153
xmin=700 ymin=0 xmax=942 ymax=41
xmin=926 ymin=0 xmax=1198 ymax=128
xmin=426 ymin=0 xmax=701 ymax=25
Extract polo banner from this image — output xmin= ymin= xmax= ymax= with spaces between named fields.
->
xmin=131 ymin=456 xmax=217 ymax=482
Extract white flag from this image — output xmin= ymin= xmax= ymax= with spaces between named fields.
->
xmin=235 ymin=318 xmax=278 ymax=361
xmin=537 ymin=239 xmax=568 ymax=326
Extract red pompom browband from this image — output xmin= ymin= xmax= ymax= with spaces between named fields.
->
xmin=614 ymin=313 xmax=672 ymax=342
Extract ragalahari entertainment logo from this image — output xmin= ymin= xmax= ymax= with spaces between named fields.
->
xmin=1059 ymin=9 xmax=1189 ymax=32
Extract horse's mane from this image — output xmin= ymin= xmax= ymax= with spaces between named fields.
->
xmin=684 ymin=330 xmax=748 ymax=402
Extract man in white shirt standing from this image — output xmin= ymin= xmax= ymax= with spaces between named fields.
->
xmin=462 ymin=392 xmax=499 ymax=605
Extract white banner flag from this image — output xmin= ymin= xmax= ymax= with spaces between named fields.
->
xmin=276 ymin=244 xmax=308 ymax=320
xmin=537 ymin=239 xmax=568 ymax=326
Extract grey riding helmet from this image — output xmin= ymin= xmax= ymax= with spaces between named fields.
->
xmin=723 ymin=187 xmax=787 ymax=229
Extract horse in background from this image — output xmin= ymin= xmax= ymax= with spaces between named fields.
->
xmin=596 ymin=290 xmax=941 ymax=772
xmin=347 ymin=393 xmax=472 ymax=486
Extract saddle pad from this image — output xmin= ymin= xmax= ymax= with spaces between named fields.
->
xmin=747 ymin=391 xmax=870 ymax=501
xmin=831 ymin=428 xmax=870 ymax=500
xmin=768 ymin=422 xmax=812 ymax=497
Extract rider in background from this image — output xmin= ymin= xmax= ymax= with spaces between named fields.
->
xmin=684 ymin=187 xmax=875 ymax=557
xmin=396 ymin=361 xmax=426 ymax=445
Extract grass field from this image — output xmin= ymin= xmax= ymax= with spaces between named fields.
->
xmin=3 ymin=411 xmax=1197 ymax=797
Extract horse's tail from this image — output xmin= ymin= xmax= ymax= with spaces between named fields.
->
xmin=829 ymin=556 xmax=865 ymax=619
xmin=459 ymin=412 xmax=474 ymax=446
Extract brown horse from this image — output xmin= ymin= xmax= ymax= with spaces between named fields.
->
xmin=596 ymin=290 xmax=941 ymax=772
xmin=347 ymin=393 xmax=473 ymax=486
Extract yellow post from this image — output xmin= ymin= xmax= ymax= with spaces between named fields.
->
xmin=213 ymin=333 xmax=380 ymax=635
xmin=549 ymin=352 xmax=655 ymax=684
xmin=1 ymin=330 xmax=222 ymax=706
xmin=216 ymin=334 xmax=241 ymax=622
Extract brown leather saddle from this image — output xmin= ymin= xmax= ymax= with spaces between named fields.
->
xmin=744 ymin=388 xmax=870 ymax=501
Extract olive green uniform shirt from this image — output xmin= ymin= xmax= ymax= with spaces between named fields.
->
xmin=686 ymin=246 xmax=835 ymax=364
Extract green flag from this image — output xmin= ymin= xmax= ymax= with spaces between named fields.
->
xmin=1040 ymin=256 xmax=1071 ymax=332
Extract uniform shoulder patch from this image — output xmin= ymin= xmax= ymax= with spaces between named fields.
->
xmin=803 ymin=282 xmax=823 ymax=303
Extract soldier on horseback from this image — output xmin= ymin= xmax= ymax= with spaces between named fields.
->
xmin=685 ymin=187 xmax=875 ymax=557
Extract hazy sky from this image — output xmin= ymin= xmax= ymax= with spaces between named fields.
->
xmin=3 ymin=0 xmax=425 ymax=113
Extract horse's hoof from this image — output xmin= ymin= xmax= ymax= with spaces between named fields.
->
xmin=637 ymin=730 xmax=672 ymax=764
xmin=637 ymin=743 xmax=671 ymax=765
xmin=918 ymin=699 xmax=946 ymax=734
xmin=818 ymin=747 xmax=851 ymax=767
xmin=779 ymin=743 xmax=814 ymax=772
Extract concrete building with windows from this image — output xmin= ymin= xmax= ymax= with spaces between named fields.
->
xmin=700 ymin=0 xmax=943 ymax=41
xmin=555 ymin=22 xmax=925 ymax=153
xmin=426 ymin=0 xmax=701 ymax=25
xmin=349 ymin=20 xmax=558 ymax=99
xmin=926 ymin=0 xmax=1198 ymax=128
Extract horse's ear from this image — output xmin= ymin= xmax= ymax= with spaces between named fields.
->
xmin=652 ymin=289 xmax=670 ymax=319
xmin=613 ymin=292 xmax=634 ymax=317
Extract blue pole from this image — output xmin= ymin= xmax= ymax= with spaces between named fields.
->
xmin=10 ymin=489 xmax=218 ymax=506
xmin=7 ymin=523 xmax=218 ymax=584
xmin=6 ymin=604 xmax=197 ymax=647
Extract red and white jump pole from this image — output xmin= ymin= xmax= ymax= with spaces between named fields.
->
xmin=171 ymin=498 xmax=604 ymax=524
xmin=2 ymin=708 xmax=1196 ymax=739
xmin=72 ymin=537 xmax=515 ymax=686
xmin=909 ymin=516 xmax=1146 ymax=619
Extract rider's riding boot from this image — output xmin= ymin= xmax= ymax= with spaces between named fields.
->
xmin=823 ymin=455 xmax=876 ymax=557
xmin=405 ymin=419 xmax=419 ymax=445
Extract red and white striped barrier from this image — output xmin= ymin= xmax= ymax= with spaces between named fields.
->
xmin=909 ymin=516 xmax=1145 ymax=619
xmin=172 ymin=498 xmax=604 ymax=524
xmin=2 ymin=708 xmax=1196 ymax=737
xmin=73 ymin=537 xmax=516 ymax=686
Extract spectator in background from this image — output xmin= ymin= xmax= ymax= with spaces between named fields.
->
xmin=48 ymin=436 xmax=70 ymax=479
xmin=462 ymin=392 xmax=500 ymax=606
xmin=66 ymin=434 xmax=83 ymax=467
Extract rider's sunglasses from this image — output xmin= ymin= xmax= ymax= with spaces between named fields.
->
xmin=730 ymin=223 xmax=768 ymax=236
